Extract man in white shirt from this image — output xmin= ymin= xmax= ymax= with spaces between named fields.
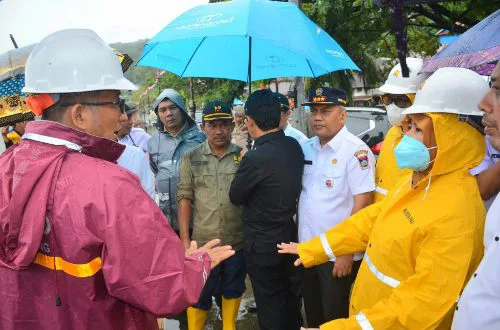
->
xmin=117 ymin=144 xmax=155 ymax=198
xmin=275 ymin=92 xmax=309 ymax=145
xmin=298 ymin=87 xmax=375 ymax=328
xmin=453 ymin=62 xmax=500 ymax=330
xmin=470 ymin=135 xmax=500 ymax=209
xmin=117 ymin=101 xmax=151 ymax=152
xmin=116 ymin=104 xmax=155 ymax=198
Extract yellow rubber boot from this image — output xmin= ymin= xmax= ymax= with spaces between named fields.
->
xmin=187 ymin=307 xmax=209 ymax=330
xmin=221 ymin=297 xmax=242 ymax=330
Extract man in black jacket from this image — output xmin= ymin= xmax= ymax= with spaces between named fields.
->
xmin=229 ymin=89 xmax=304 ymax=330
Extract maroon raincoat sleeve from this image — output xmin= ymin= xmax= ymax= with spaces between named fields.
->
xmin=100 ymin=172 xmax=211 ymax=317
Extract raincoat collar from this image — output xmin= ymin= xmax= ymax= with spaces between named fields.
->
xmin=161 ymin=122 xmax=188 ymax=138
xmin=24 ymin=121 xmax=125 ymax=163
xmin=161 ymin=121 xmax=199 ymax=140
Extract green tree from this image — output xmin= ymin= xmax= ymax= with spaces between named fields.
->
xmin=302 ymin=0 xmax=388 ymax=97
xmin=301 ymin=0 xmax=496 ymax=98
xmin=130 ymin=71 xmax=245 ymax=112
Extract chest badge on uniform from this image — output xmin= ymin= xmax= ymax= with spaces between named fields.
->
xmin=234 ymin=155 xmax=241 ymax=164
xmin=354 ymin=150 xmax=369 ymax=170
xmin=325 ymin=179 xmax=333 ymax=188
xmin=331 ymin=158 xmax=337 ymax=165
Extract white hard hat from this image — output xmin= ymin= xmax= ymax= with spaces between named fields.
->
xmin=22 ymin=29 xmax=137 ymax=94
xmin=379 ymin=57 xmax=428 ymax=95
xmin=402 ymin=67 xmax=488 ymax=116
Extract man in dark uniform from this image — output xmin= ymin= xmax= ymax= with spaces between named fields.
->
xmin=229 ymin=89 xmax=304 ymax=330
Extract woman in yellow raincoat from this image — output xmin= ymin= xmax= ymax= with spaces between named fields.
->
xmin=374 ymin=57 xmax=429 ymax=202
xmin=279 ymin=67 xmax=489 ymax=330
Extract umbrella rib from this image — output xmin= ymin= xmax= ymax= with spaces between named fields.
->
xmin=306 ymin=59 xmax=316 ymax=78
xmin=181 ymin=37 xmax=207 ymax=77
xmin=137 ymin=43 xmax=159 ymax=66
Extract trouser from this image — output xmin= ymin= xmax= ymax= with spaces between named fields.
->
xmin=302 ymin=260 xmax=362 ymax=328
xmin=194 ymin=250 xmax=246 ymax=310
xmin=245 ymin=250 xmax=302 ymax=330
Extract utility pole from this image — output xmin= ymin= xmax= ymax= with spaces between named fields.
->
xmin=147 ymin=92 xmax=151 ymax=129
xmin=188 ymin=78 xmax=196 ymax=119
xmin=288 ymin=0 xmax=309 ymax=136
xmin=142 ymin=99 xmax=147 ymax=133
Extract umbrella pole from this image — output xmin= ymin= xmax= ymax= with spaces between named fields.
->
xmin=248 ymin=36 xmax=252 ymax=94
xmin=246 ymin=36 xmax=252 ymax=151
xmin=9 ymin=34 xmax=19 ymax=49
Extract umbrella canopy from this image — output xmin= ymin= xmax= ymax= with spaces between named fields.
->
xmin=421 ymin=9 xmax=500 ymax=75
xmin=137 ymin=0 xmax=359 ymax=82
xmin=0 ymin=44 xmax=36 ymax=83
xmin=113 ymin=49 xmax=134 ymax=73
xmin=0 ymin=45 xmax=36 ymax=127
xmin=0 ymin=75 xmax=34 ymax=127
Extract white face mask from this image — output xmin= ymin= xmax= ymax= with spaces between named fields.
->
xmin=385 ymin=104 xmax=406 ymax=127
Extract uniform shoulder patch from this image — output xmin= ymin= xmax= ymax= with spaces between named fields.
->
xmin=354 ymin=150 xmax=369 ymax=170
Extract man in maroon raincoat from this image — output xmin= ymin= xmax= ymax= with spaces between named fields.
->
xmin=0 ymin=29 xmax=234 ymax=330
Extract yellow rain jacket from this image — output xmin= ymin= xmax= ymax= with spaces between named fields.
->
xmin=298 ymin=113 xmax=486 ymax=330
xmin=6 ymin=130 xmax=22 ymax=145
xmin=374 ymin=125 xmax=410 ymax=202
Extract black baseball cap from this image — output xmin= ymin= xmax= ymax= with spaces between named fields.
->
xmin=245 ymin=89 xmax=281 ymax=123
xmin=203 ymin=100 xmax=233 ymax=122
xmin=273 ymin=92 xmax=289 ymax=112
xmin=302 ymin=87 xmax=348 ymax=106
xmin=124 ymin=103 xmax=137 ymax=116
xmin=119 ymin=99 xmax=137 ymax=116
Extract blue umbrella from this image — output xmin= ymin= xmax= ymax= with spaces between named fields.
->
xmin=137 ymin=0 xmax=359 ymax=82
xmin=421 ymin=9 xmax=500 ymax=75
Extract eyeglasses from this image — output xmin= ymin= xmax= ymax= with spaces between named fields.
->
xmin=381 ymin=94 xmax=412 ymax=108
xmin=59 ymin=100 xmax=121 ymax=108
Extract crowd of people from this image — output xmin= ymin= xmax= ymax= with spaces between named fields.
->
xmin=0 ymin=28 xmax=499 ymax=330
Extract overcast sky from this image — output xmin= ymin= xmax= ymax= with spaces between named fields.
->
xmin=0 ymin=0 xmax=207 ymax=54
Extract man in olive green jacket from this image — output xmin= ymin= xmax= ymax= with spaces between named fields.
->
xmin=177 ymin=100 xmax=245 ymax=330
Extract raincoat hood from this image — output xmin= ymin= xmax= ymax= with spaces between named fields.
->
xmin=153 ymin=89 xmax=195 ymax=130
xmin=0 ymin=121 xmax=124 ymax=271
xmin=426 ymin=113 xmax=484 ymax=177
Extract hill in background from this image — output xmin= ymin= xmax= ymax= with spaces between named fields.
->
xmin=110 ymin=39 xmax=156 ymax=86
